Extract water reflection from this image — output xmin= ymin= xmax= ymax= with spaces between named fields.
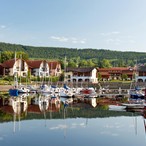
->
xmin=0 ymin=94 xmax=146 ymax=146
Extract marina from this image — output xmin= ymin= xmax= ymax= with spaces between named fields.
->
xmin=1 ymin=82 xmax=146 ymax=146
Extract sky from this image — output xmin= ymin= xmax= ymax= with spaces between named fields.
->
xmin=0 ymin=0 xmax=146 ymax=52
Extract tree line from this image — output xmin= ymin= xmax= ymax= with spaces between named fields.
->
xmin=0 ymin=42 xmax=146 ymax=68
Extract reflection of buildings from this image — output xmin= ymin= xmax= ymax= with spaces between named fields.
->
xmin=10 ymin=94 xmax=28 ymax=114
xmin=39 ymin=94 xmax=49 ymax=112
xmin=28 ymin=94 xmax=61 ymax=113
xmin=11 ymin=94 xmax=28 ymax=132
xmin=84 ymin=97 xmax=97 ymax=107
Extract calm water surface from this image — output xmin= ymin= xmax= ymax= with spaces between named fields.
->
xmin=0 ymin=93 xmax=146 ymax=146
xmin=0 ymin=116 xmax=146 ymax=146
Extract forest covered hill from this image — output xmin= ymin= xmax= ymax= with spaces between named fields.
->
xmin=0 ymin=42 xmax=146 ymax=67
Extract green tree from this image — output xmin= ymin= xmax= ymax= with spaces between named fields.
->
xmin=121 ymin=74 xmax=128 ymax=80
xmin=97 ymin=72 xmax=102 ymax=81
xmin=1 ymin=51 xmax=13 ymax=63
xmin=16 ymin=51 xmax=29 ymax=60
xmin=118 ymin=59 xmax=125 ymax=67
xmin=87 ymin=59 xmax=96 ymax=67
xmin=78 ymin=60 xmax=88 ymax=67
xmin=1 ymin=51 xmax=29 ymax=63
xmin=68 ymin=60 xmax=77 ymax=67
xmin=101 ymin=59 xmax=111 ymax=68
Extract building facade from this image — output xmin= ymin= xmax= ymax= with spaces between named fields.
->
xmin=26 ymin=60 xmax=49 ymax=77
xmin=97 ymin=67 xmax=135 ymax=81
xmin=136 ymin=66 xmax=146 ymax=82
xmin=48 ymin=61 xmax=62 ymax=76
xmin=65 ymin=67 xmax=98 ymax=83
xmin=0 ymin=58 xmax=28 ymax=77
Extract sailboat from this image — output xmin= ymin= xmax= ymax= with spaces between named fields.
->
xmin=129 ymin=62 xmax=145 ymax=100
xmin=9 ymin=52 xmax=30 ymax=96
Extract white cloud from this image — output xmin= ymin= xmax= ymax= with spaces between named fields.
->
xmin=106 ymin=38 xmax=122 ymax=45
xmin=80 ymin=40 xmax=86 ymax=44
xmin=50 ymin=36 xmax=68 ymax=42
xmin=50 ymin=36 xmax=86 ymax=44
xmin=0 ymin=25 xmax=6 ymax=29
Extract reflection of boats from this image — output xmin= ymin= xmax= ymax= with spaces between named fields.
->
xmin=80 ymin=88 xmax=97 ymax=98
xmin=61 ymin=97 xmax=73 ymax=104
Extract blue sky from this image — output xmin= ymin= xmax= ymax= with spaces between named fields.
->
xmin=0 ymin=0 xmax=146 ymax=52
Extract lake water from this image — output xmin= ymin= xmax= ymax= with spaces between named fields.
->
xmin=0 ymin=94 xmax=146 ymax=146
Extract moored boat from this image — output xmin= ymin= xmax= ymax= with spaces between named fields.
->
xmin=109 ymin=104 xmax=126 ymax=111
xmin=122 ymin=103 xmax=145 ymax=109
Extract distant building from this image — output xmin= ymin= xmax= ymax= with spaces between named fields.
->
xmin=26 ymin=60 xmax=49 ymax=77
xmin=65 ymin=67 xmax=98 ymax=83
xmin=136 ymin=65 xmax=146 ymax=82
xmin=0 ymin=59 xmax=62 ymax=78
xmin=0 ymin=58 xmax=28 ymax=77
xmin=48 ymin=61 xmax=62 ymax=76
xmin=97 ymin=67 xmax=135 ymax=81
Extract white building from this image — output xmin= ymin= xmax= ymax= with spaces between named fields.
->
xmin=26 ymin=60 xmax=50 ymax=77
xmin=65 ymin=67 xmax=98 ymax=83
xmin=1 ymin=58 xmax=28 ymax=77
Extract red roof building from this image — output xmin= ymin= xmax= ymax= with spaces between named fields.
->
xmin=48 ymin=61 xmax=62 ymax=76
xmin=0 ymin=58 xmax=28 ymax=76
xmin=26 ymin=60 xmax=50 ymax=77
xmin=97 ymin=67 xmax=135 ymax=81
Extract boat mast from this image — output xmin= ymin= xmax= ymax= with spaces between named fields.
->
xmin=64 ymin=55 xmax=67 ymax=83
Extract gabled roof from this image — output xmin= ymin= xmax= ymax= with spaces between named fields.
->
xmin=48 ymin=61 xmax=60 ymax=69
xmin=2 ymin=58 xmax=19 ymax=68
xmin=66 ymin=67 xmax=95 ymax=73
xmin=26 ymin=60 xmax=43 ymax=68
xmin=0 ymin=63 xmax=6 ymax=68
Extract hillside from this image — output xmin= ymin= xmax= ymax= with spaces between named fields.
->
xmin=0 ymin=42 xmax=146 ymax=64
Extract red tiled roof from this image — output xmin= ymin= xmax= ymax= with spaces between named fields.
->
xmin=48 ymin=61 xmax=60 ymax=69
xmin=98 ymin=67 xmax=134 ymax=71
xmin=0 ymin=63 xmax=6 ymax=68
xmin=2 ymin=58 xmax=19 ymax=68
xmin=66 ymin=67 xmax=95 ymax=73
xmin=26 ymin=60 xmax=43 ymax=68
xmin=99 ymin=72 xmax=110 ymax=76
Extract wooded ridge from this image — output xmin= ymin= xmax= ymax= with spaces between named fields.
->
xmin=0 ymin=42 xmax=146 ymax=67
